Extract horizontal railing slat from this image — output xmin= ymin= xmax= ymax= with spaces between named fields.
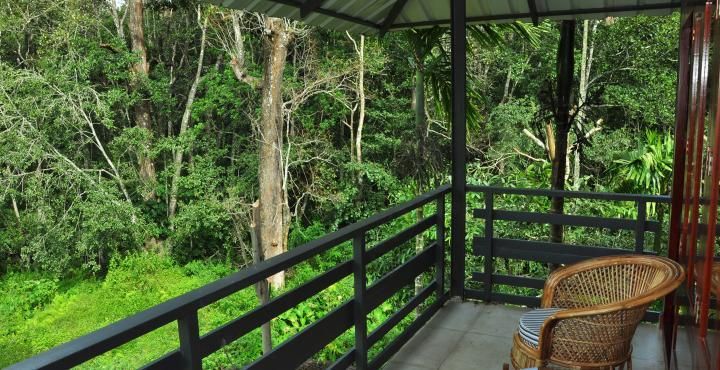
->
xmin=644 ymin=311 xmax=660 ymax=322
xmin=140 ymin=351 xmax=182 ymax=370
xmin=366 ymin=243 xmax=437 ymax=311
xmin=466 ymin=184 xmax=670 ymax=203
xmin=465 ymin=289 xmax=542 ymax=307
xmin=474 ymin=237 xmax=637 ymax=265
xmin=247 ymin=301 xmax=354 ymax=370
xmin=326 ymin=349 xmax=355 ymax=370
xmin=472 ymin=272 xmax=545 ymax=290
xmin=366 ymin=215 xmax=436 ymax=263
xmin=697 ymin=222 xmax=720 ymax=236
xmin=368 ymin=281 xmax=437 ymax=347
xmin=348 ymin=184 xmax=447 ymax=235
xmin=467 ymin=289 xmax=663 ymax=323
xmin=9 ymin=185 xmax=449 ymax=370
xmin=473 ymin=209 xmax=660 ymax=233
xmin=142 ymin=261 xmax=354 ymax=369
xmin=5 ymin=295 xmax=198 ymax=370
xmin=200 ymin=260 xmax=353 ymax=357
xmin=490 ymin=292 xmax=542 ymax=307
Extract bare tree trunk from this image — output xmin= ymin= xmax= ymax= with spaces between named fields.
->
xmin=227 ymin=11 xmax=261 ymax=88
xmin=169 ymin=11 xmax=207 ymax=222
xmin=219 ymin=12 xmax=290 ymax=288
xmin=251 ymin=201 xmax=272 ymax=354
xmin=572 ymin=144 xmax=580 ymax=189
xmin=129 ymin=0 xmax=157 ymax=200
xmin=258 ymin=17 xmax=293 ymax=289
xmin=348 ymin=110 xmax=355 ymax=162
xmin=354 ymin=35 xmax=365 ymax=165
xmin=578 ymin=20 xmax=591 ymax=125
xmin=572 ymin=19 xmax=587 ymax=188
xmin=108 ymin=0 xmax=127 ymax=40
xmin=573 ymin=20 xmax=598 ymax=189
xmin=501 ymin=67 xmax=512 ymax=104
xmin=86 ymin=108 xmax=133 ymax=208
xmin=10 ymin=195 xmax=20 ymax=224
xmin=545 ymin=122 xmax=556 ymax=161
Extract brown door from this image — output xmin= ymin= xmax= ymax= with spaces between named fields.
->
xmin=669 ymin=1 xmax=720 ymax=368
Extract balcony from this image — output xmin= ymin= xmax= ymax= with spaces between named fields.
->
xmin=9 ymin=185 xmax=695 ymax=370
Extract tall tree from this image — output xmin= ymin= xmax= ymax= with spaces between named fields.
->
xmin=347 ymin=33 xmax=366 ymax=165
xmin=549 ymin=21 xmax=576 ymax=245
xmin=128 ymin=0 xmax=157 ymax=200
xmin=216 ymin=12 xmax=350 ymax=289
xmin=257 ymin=17 xmax=295 ymax=289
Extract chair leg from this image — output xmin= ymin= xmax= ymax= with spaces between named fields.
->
xmin=612 ymin=359 xmax=631 ymax=370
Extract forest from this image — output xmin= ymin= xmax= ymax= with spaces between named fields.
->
xmin=0 ymin=0 xmax=680 ymax=368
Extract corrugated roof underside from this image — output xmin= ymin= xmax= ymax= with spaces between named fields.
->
xmin=207 ymin=0 xmax=685 ymax=34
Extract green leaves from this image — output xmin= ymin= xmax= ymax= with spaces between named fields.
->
xmin=614 ymin=131 xmax=674 ymax=196
xmin=0 ymin=273 xmax=59 ymax=320
xmin=406 ymin=22 xmax=542 ymax=128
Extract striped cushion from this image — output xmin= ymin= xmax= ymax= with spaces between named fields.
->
xmin=518 ymin=308 xmax=563 ymax=348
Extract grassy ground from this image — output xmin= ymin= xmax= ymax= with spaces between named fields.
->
xmin=0 ymin=253 xmax=262 ymax=369
xmin=1 ymin=246 xmax=424 ymax=369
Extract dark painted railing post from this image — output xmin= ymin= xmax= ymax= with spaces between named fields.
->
xmin=178 ymin=312 xmax=202 ymax=370
xmin=449 ymin=0 xmax=467 ymax=299
xmin=436 ymin=195 xmax=446 ymax=298
xmin=353 ymin=233 xmax=368 ymax=370
xmin=635 ymin=200 xmax=647 ymax=253
xmin=483 ymin=191 xmax=494 ymax=302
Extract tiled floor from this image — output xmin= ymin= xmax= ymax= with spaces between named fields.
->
xmin=384 ymin=300 xmax=692 ymax=370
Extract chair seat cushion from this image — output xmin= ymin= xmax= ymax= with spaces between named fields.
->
xmin=518 ymin=308 xmax=563 ymax=348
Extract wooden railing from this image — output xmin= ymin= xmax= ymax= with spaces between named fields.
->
xmin=9 ymin=186 xmax=450 ymax=370
xmin=465 ymin=185 xmax=671 ymax=320
xmin=13 ymin=184 xmax=698 ymax=370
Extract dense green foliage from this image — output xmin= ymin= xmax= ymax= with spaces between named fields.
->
xmin=0 ymin=0 xmax=682 ymax=367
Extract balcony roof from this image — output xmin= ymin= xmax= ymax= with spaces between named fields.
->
xmin=205 ymin=0 xmax=689 ymax=35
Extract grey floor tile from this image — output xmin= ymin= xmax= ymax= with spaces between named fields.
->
xmin=632 ymin=323 xmax=663 ymax=361
xmin=673 ymin=327 xmax=694 ymax=369
xmin=426 ymin=300 xmax=485 ymax=331
xmin=630 ymin=358 xmax=667 ymax=370
xmin=382 ymin=360 xmax=436 ymax=370
xmin=439 ymin=332 xmax=513 ymax=370
xmin=388 ymin=325 xmax=465 ymax=369
xmin=467 ymin=304 xmax=528 ymax=338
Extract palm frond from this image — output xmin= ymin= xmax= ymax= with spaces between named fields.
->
xmin=404 ymin=22 xmax=542 ymax=129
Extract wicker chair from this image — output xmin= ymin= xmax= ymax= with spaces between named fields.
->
xmin=510 ymin=255 xmax=684 ymax=370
